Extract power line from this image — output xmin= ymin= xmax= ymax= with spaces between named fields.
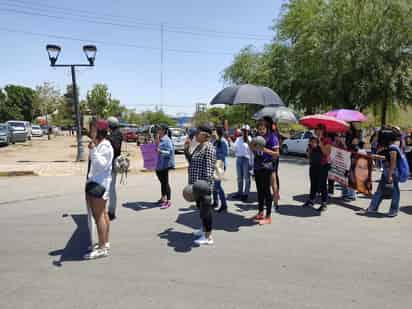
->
xmin=0 ymin=26 xmax=234 ymax=56
xmin=0 ymin=0 xmax=272 ymax=41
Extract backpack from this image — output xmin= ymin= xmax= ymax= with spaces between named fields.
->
xmin=389 ymin=145 xmax=410 ymax=183
xmin=114 ymin=155 xmax=130 ymax=184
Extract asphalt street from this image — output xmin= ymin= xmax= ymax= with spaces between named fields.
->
xmin=1 ymin=156 xmax=412 ymax=309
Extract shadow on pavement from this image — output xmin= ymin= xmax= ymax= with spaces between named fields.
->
xmin=123 ymin=201 xmax=160 ymax=211
xmin=329 ymin=198 xmax=364 ymax=212
xmin=400 ymin=206 xmax=412 ymax=215
xmin=277 ymin=204 xmax=320 ymax=217
xmin=355 ymin=211 xmax=387 ymax=218
xmin=158 ymin=228 xmax=198 ymax=253
xmin=49 ymin=214 xmax=90 ymax=267
xmin=176 ymin=209 xmax=256 ymax=233
xmin=227 ymin=192 xmax=258 ymax=204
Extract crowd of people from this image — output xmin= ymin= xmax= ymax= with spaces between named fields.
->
xmin=82 ymin=116 xmax=410 ymax=259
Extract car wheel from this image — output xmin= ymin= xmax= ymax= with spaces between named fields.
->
xmin=282 ymin=145 xmax=289 ymax=155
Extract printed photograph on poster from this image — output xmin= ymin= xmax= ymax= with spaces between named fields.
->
xmin=348 ymin=153 xmax=373 ymax=196
xmin=329 ymin=147 xmax=351 ymax=187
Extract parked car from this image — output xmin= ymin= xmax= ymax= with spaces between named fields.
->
xmin=170 ymin=128 xmax=187 ymax=153
xmin=0 ymin=123 xmax=14 ymax=145
xmin=31 ymin=125 xmax=43 ymax=137
xmin=281 ymin=131 xmax=313 ymax=155
xmin=7 ymin=120 xmax=28 ymax=142
xmin=122 ymin=127 xmax=138 ymax=142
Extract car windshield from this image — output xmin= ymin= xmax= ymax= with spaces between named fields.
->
xmin=171 ymin=130 xmax=185 ymax=137
xmin=8 ymin=122 xmax=25 ymax=128
xmin=0 ymin=125 xmax=7 ymax=131
xmin=32 ymin=125 xmax=41 ymax=129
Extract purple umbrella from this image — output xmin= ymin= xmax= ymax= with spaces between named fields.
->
xmin=324 ymin=109 xmax=367 ymax=122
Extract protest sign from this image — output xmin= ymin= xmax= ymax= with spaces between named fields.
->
xmin=140 ymin=143 xmax=158 ymax=170
xmin=329 ymin=147 xmax=373 ymax=196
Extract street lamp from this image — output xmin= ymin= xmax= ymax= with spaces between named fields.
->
xmin=46 ymin=44 xmax=97 ymax=162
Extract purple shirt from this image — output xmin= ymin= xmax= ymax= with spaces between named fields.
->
xmin=254 ymin=132 xmax=278 ymax=170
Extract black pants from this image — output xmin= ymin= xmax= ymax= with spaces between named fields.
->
xmin=196 ymin=196 xmax=213 ymax=233
xmin=255 ymin=169 xmax=272 ymax=217
xmin=309 ymin=165 xmax=329 ymax=203
xmin=156 ymin=169 xmax=171 ymax=200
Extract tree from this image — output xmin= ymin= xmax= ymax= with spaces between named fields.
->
xmin=86 ymin=84 xmax=111 ymax=117
xmin=52 ymin=85 xmax=76 ymax=127
xmin=141 ymin=110 xmax=177 ymax=126
xmin=0 ymin=85 xmax=36 ymax=122
xmin=33 ymin=82 xmax=61 ymax=123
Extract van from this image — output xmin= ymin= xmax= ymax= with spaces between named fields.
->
xmin=7 ymin=120 xmax=29 ymax=142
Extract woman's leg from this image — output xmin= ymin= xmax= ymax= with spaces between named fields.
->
xmin=389 ymin=179 xmax=400 ymax=216
xmin=164 ymin=169 xmax=171 ymax=201
xmin=199 ymin=196 xmax=213 ymax=238
xmin=369 ymin=177 xmax=385 ymax=212
xmin=155 ymin=170 xmax=165 ymax=200
xmin=243 ymin=158 xmax=251 ymax=197
xmin=86 ymin=195 xmax=95 ymax=246
xmin=309 ymin=166 xmax=318 ymax=202
xmin=262 ymin=170 xmax=272 ymax=217
xmin=90 ymin=196 xmax=108 ymax=247
xmin=319 ymin=165 xmax=329 ymax=204
xmin=255 ymin=170 xmax=264 ymax=214
xmin=236 ymin=157 xmax=243 ymax=195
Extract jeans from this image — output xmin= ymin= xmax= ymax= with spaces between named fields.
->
xmin=369 ymin=175 xmax=400 ymax=214
xmin=236 ymin=157 xmax=250 ymax=196
xmin=213 ymin=180 xmax=227 ymax=208
xmin=108 ymin=171 xmax=117 ymax=215
xmin=255 ymin=169 xmax=272 ymax=217
xmin=342 ymin=187 xmax=356 ymax=200
xmin=156 ymin=169 xmax=171 ymax=200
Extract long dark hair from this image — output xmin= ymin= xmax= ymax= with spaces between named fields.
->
xmin=215 ymin=126 xmax=224 ymax=147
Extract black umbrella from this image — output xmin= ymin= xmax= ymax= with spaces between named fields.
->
xmin=210 ymin=84 xmax=285 ymax=107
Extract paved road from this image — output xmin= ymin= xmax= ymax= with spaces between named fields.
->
xmin=1 ymin=157 xmax=412 ymax=309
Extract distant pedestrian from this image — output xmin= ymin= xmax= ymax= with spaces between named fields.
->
xmin=212 ymin=126 xmax=229 ymax=212
xmin=85 ymin=120 xmax=114 ymax=259
xmin=155 ymin=124 xmax=175 ymax=209
xmin=251 ymin=121 xmax=280 ymax=225
xmin=233 ymin=124 xmax=252 ymax=202
xmin=107 ymin=116 xmax=123 ymax=220
xmin=184 ymin=125 xmax=216 ymax=245
xmin=302 ymin=125 xmax=332 ymax=212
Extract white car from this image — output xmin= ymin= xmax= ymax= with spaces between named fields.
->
xmin=31 ymin=125 xmax=43 ymax=137
xmin=281 ymin=131 xmax=313 ymax=155
xmin=170 ymin=128 xmax=187 ymax=153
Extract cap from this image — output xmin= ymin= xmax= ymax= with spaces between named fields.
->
xmin=241 ymin=124 xmax=250 ymax=131
xmin=107 ymin=116 xmax=119 ymax=129
xmin=197 ymin=125 xmax=213 ymax=135
xmin=96 ymin=119 xmax=109 ymax=130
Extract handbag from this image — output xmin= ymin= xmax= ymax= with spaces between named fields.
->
xmin=382 ymin=183 xmax=394 ymax=200
xmin=85 ymin=181 xmax=106 ymax=198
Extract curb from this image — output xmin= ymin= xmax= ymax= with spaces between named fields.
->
xmin=0 ymin=171 xmax=38 ymax=177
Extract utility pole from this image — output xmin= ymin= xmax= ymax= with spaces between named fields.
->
xmin=160 ymin=23 xmax=164 ymax=111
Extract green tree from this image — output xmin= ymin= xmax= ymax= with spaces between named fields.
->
xmin=0 ymin=85 xmax=36 ymax=122
xmin=141 ymin=110 xmax=176 ymax=126
xmin=86 ymin=84 xmax=111 ymax=117
xmin=52 ymin=85 xmax=75 ymax=127
xmin=33 ymin=82 xmax=61 ymax=123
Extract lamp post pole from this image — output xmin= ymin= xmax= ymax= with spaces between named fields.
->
xmin=46 ymin=44 xmax=97 ymax=162
xmin=70 ymin=65 xmax=84 ymax=161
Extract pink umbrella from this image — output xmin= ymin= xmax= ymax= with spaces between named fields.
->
xmin=324 ymin=109 xmax=367 ymax=122
xmin=299 ymin=114 xmax=350 ymax=133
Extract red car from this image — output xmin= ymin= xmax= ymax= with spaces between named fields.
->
xmin=122 ymin=128 xmax=138 ymax=142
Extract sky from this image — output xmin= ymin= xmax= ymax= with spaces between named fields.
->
xmin=0 ymin=0 xmax=284 ymax=116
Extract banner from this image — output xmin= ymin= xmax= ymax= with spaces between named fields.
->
xmin=140 ymin=143 xmax=158 ymax=170
xmin=329 ymin=147 xmax=373 ymax=196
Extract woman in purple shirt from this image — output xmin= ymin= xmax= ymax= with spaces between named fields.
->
xmin=251 ymin=121 xmax=280 ymax=225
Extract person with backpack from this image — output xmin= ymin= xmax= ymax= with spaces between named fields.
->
xmin=155 ymin=124 xmax=175 ymax=209
xmin=366 ymin=127 xmax=410 ymax=217
xmin=107 ymin=117 xmax=123 ymax=221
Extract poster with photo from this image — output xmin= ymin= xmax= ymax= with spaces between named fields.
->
xmin=140 ymin=143 xmax=158 ymax=170
xmin=329 ymin=147 xmax=373 ymax=196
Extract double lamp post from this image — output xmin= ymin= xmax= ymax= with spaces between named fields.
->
xmin=46 ymin=44 xmax=97 ymax=162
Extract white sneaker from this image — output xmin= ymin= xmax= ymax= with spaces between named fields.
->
xmin=88 ymin=242 xmax=110 ymax=252
xmin=194 ymin=236 xmax=214 ymax=245
xmin=193 ymin=229 xmax=203 ymax=237
xmin=84 ymin=248 xmax=109 ymax=260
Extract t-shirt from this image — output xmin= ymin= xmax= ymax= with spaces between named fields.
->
xmin=320 ymin=137 xmax=332 ymax=165
xmin=254 ymin=132 xmax=278 ymax=170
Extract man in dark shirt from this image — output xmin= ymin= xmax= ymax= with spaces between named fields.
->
xmin=107 ymin=117 xmax=123 ymax=220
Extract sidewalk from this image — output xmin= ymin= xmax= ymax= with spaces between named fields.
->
xmin=0 ymin=136 xmax=187 ymax=176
